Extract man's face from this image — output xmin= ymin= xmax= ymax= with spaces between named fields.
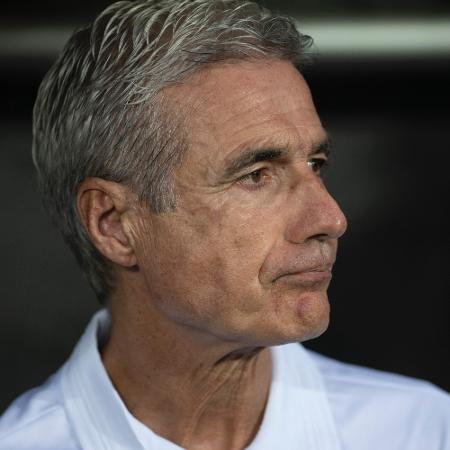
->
xmin=130 ymin=59 xmax=347 ymax=347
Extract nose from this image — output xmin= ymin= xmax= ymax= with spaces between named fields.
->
xmin=284 ymin=176 xmax=347 ymax=244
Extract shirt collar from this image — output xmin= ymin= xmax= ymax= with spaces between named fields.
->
xmin=60 ymin=309 xmax=341 ymax=450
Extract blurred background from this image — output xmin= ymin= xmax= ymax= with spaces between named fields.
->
xmin=1 ymin=0 xmax=449 ymax=411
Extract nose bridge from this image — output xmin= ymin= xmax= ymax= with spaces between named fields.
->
xmin=285 ymin=174 xmax=347 ymax=243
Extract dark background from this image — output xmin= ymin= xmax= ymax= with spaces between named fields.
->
xmin=1 ymin=0 xmax=449 ymax=412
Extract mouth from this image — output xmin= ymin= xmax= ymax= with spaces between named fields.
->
xmin=273 ymin=265 xmax=333 ymax=289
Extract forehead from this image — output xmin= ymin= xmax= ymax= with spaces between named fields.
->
xmin=168 ymin=59 xmax=325 ymax=171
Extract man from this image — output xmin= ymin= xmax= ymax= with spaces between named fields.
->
xmin=0 ymin=1 xmax=448 ymax=449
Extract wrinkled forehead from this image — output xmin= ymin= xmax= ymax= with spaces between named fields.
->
xmin=165 ymin=59 xmax=325 ymax=165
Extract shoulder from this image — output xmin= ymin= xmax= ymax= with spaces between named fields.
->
xmin=308 ymin=349 xmax=450 ymax=450
xmin=309 ymin=348 xmax=450 ymax=400
xmin=0 ymin=371 xmax=79 ymax=450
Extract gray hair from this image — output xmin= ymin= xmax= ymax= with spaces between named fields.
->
xmin=32 ymin=0 xmax=314 ymax=303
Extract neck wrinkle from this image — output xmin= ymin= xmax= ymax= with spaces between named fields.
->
xmin=101 ymin=291 xmax=272 ymax=450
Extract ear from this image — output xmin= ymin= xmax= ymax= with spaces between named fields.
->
xmin=77 ymin=177 xmax=137 ymax=267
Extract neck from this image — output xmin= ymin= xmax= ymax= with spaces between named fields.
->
xmin=101 ymin=286 xmax=272 ymax=450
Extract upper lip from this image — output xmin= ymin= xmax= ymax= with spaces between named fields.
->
xmin=262 ymin=244 xmax=337 ymax=285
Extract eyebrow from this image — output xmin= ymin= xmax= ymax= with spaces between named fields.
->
xmin=222 ymin=136 xmax=331 ymax=180
xmin=313 ymin=138 xmax=331 ymax=158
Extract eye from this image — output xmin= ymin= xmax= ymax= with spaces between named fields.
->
xmin=247 ymin=169 xmax=265 ymax=183
xmin=238 ymin=168 xmax=270 ymax=189
xmin=308 ymin=157 xmax=328 ymax=175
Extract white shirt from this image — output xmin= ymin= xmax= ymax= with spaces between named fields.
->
xmin=0 ymin=309 xmax=449 ymax=450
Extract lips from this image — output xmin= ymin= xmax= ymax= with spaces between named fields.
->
xmin=267 ymin=245 xmax=336 ymax=288
xmin=283 ymin=266 xmax=332 ymax=277
xmin=274 ymin=262 xmax=332 ymax=280
xmin=260 ymin=243 xmax=337 ymax=287
xmin=275 ymin=268 xmax=332 ymax=288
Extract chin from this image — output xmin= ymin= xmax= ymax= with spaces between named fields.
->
xmin=294 ymin=291 xmax=330 ymax=340
xmin=296 ymin=310 xmax=330 ymax=342
xmin=262 ymin=290 xmax=331 ymax=346
xmin=209 ymin=290 xmax=331 ymax=348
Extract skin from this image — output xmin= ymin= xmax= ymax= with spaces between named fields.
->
xmin=77 ymin=59 xmax=347 ymax=449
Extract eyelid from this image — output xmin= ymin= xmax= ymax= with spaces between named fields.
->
xmin=236 ymin=164 xmax=270 ymax=180
xmin=309 ymin=152 xmax=328 ymax=160
xmin=308 ymin=153 xmax=329 ymax=164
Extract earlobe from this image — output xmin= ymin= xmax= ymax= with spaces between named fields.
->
xmin=77 ymin=178 xmax=137 ymax=267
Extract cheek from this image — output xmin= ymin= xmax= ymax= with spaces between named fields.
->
xmin=187 ymin=206 xmax=284 ymax=316
xmin=187 ymin=219 xmax=263 ymax=292
xmin=135 ymin=197 xmax=285 ymax=326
